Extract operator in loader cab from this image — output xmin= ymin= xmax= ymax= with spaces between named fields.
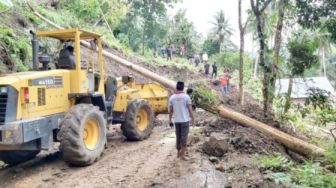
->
xmin=57 ymin=45 xmax=76 ymax=69
xmin=67 ymin=45 xmax=76 ymax=69
xmin=169 ymin=81 xmax=195 ymax=161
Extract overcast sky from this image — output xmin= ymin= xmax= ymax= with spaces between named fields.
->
xmin=168 ymin=0 xmax=254 ymax=52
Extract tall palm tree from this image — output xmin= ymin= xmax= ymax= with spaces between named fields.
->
xmin=300 ymin=29 xmax=333 ymax=77
xmin=211 ymin=10 xmax=233 ymax=53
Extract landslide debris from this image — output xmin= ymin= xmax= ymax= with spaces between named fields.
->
xmin=195 ymin=117 xmax=287 ymax=188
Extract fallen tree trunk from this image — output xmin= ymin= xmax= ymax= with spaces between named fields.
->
xmin=28 ymin=3 xmax=325 ymax=157
xmin=214 ymin=105 xmax=324 ymax=156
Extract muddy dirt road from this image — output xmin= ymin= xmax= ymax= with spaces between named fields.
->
xmin=0 ymin=115 xmax=225 ymax=188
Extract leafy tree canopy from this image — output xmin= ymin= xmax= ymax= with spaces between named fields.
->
xmin=296 ymin=0 xmax=336 ymax=43
xmin=169 ymin=9 xmax=200 ymax=54
xmin=202 ymin=37 xmax=220 ymax=57
xmin=288 ymin=35 xmax=319 ymax=75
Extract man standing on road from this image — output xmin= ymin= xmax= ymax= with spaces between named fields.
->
xmin=169 ymin=81 xmax=195 ymax=161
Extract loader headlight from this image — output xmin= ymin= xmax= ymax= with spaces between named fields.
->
xmin=0 ymin=87 xmax=7 ymax=94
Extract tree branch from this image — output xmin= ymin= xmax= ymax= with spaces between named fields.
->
xmin=243 ymin=16 xmax=252 ymax=32
xmin=330 ymin=127 xmax=336 ymax=143
xmin=239 ymin=0 xmax=243 ymax=30
xmin=250 ymin=0 xmax=258 ymax=15
xmin=260 ymin=0 xmax=273 ymax=13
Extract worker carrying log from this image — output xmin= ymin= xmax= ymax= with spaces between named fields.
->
xmin=169 ymin=81 xmax=195 ymax=161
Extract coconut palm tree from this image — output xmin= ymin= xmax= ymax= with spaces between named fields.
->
xmin=211 ymin=10 xmax=233 ymax=53
xmin=300 ymin=29 xmax=333 ymax=77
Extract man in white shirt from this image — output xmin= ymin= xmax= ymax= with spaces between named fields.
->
xmin=169 ymin=81 xmax=195 ymax=160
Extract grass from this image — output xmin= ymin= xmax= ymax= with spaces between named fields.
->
xmin=258 ymin=152 xmax=336 ymax=187
xmin=258 ymin=153 xmax=293 ymax=171
xmin=291 ymin=162 xmax=336 ymax=188
xmin=192 ymin=87 xmax=220 ymax=106
xmin=0 ymin=22 xmax=31 ymax=71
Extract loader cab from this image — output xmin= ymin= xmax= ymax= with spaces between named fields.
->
xmin=57 ymin=45 xmax=76 ymax=70
xmin=33 ymin=28 xmax=105 ymax=95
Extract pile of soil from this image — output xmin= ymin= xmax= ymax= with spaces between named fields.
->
xmin=202 ymin=118 xmax=286 ymax=155
xmin=195 ymin=118 xmax=287 ymax=188
xmin=207 ymin=81 xmax=308 ymax=141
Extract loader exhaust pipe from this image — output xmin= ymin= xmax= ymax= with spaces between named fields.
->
xmin=30 ymin=30 xmax=39 ymax=71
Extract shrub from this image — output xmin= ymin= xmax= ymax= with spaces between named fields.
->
xmin=258 ymin=153 xmax=293 ymax=171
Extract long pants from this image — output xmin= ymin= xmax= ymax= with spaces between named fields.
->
xmin=175 ymin=122 xmax=190 ymax=150
xmin=221 ymin=85 xmax=228 ymax=97
xmin=212 ymin=71 xmax=217 ymax=78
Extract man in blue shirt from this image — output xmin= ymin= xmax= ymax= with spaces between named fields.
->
xmin=169 ymin=81 xmax=195 ymax=160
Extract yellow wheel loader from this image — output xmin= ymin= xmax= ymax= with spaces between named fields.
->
xmin=0 ymin=28 xmax=168 ymax=166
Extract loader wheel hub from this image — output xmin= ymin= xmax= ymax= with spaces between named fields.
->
xmin=136 ymin=108 xmax=148 ymax=131
xmin=83 ymin=119 xmax=100 ymax=150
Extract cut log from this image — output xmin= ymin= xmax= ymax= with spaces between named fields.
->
xmin=214 ymin=105 xmax=324 ymax=156
xmin=27 ymin=2 xmax=325 ymax=157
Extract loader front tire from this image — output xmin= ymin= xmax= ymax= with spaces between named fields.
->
xmin=121 ymin=100 xmax=154 ymax=141
xmin=0 ymin=150 xmax=39 ymax=166
xmin=58 ymin=104 xmax=106 ymax=166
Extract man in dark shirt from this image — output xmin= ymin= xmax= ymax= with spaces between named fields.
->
xmin=204 ymin=63 xmax=209 ymax=77
xmin=212 ymin=62 xmax=218 ymax=78
xmin=166 ymin=46 xmax=173 ymax=60
xmin=67 ymin=46 xmax=76 ymax=69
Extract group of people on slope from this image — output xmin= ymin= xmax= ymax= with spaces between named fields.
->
xmin=203 ymin=59 xmax=231 ymax=98
xmin=162 ymin=44 xmax=187 ymax=61
xmin=203 ymin=61 xmax=218 ymax=78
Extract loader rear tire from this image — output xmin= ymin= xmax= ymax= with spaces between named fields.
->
xmin=57 ymin=104 xmax=106 ymax=166
xmin=121 ymin=99 xmax=154 ymax=141
xmin=0 ymin=150 xmax=39 ymax=166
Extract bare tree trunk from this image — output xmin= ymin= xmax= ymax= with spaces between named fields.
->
xmin=270 ymin=0 xmax=288 ymax=108
xmin=238 ymin=0 xmax=249 ymax=105
xmin=253 ymin=38 xmax=259 ymax=77
xmin=238 ymin=0 xmax=244 ymax=105
xmin=253 ymin=54 xmax=259 ymax=77
xmin=250 ymin=0 xmax=273 ymax=115
xmin=322 ymin=48 xmax=326 ymax=77
xmin=142 ymin=27 xmax=145 ymax=55
xmin=256 ymin=16 xmax=269 ymax=114
xmin=98 ymin=3 xmax=115 ymax=39
xmin=284 ymin=75 xmax=293 ymax=112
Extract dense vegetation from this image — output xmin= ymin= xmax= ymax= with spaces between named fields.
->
xmin=0 ymin=0 xmax=335 ymax=187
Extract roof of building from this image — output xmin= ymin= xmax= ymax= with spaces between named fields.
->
xmin=276 ymin=77 xmax=335 ymax=99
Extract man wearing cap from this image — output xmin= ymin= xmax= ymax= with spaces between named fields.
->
xmin=169 ymin=81 xmax=195 ymax=160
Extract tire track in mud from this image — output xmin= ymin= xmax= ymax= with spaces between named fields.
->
xmin=0 ymin=126 xmax=178 ymax=188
